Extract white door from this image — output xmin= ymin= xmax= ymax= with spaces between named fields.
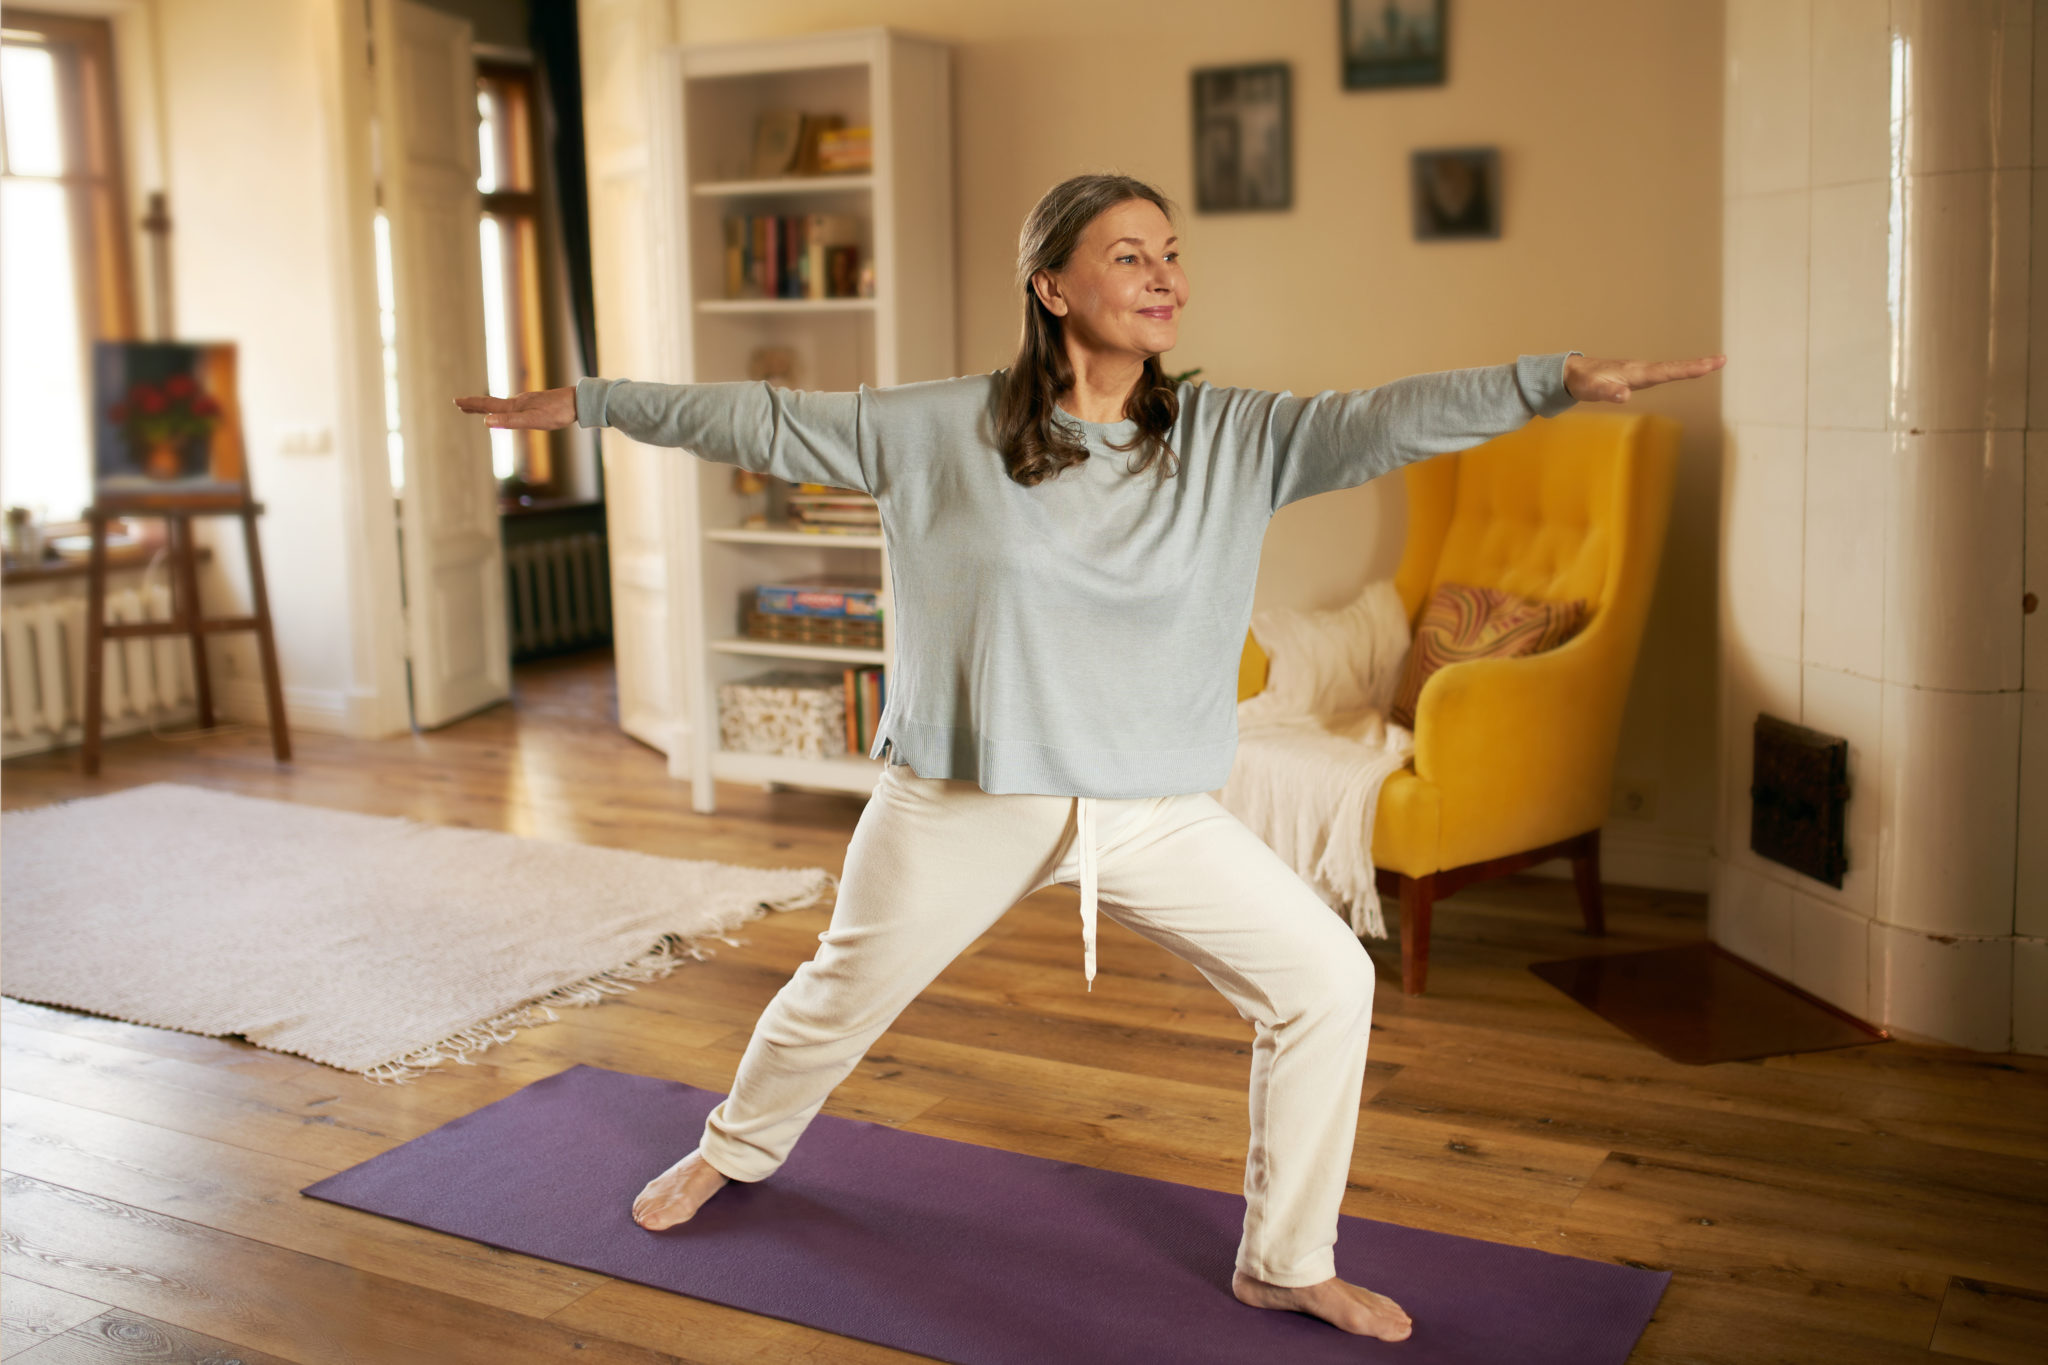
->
xmin=372 ymin=0 xmax=509 ymax=728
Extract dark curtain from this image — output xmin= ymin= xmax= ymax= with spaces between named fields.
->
xmin=527 ymin=0 xmax=597 ymax=375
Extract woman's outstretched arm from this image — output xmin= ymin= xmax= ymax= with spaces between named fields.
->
xmin=1218 ymin=351 xmax=1723 ymax=513
xmin=454 ymin=378 xmax=872 ymax=495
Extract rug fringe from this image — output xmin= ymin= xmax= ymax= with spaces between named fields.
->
xmin=359 ymin=869 xmax=840 ymax=1085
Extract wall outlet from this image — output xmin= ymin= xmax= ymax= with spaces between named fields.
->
xmin=1612 ymin=779 xmax=1658 ymax=822
xmin=278 ymin=424 xmax=334 ymax=455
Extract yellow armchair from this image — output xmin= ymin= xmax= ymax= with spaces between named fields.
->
xmin=1239 ymin=410 xmax=1681 ymax=995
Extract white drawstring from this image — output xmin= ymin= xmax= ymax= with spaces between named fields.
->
xmin=1077 ymin=796 xmax=1098 ymax=991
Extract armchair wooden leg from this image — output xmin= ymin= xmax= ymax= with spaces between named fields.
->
xmin=1571 ymin=830 xmax=1606 ymax=936
xmin=1398 ymin=873 xmax=1436 ymax=996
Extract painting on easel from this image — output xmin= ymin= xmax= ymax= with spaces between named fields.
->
xmin=91 ymin=341 xmax=247 ymax=503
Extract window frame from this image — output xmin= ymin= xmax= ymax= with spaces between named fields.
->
xmin=476 ymin=58 xmax=551 ymax=495
xmin=1 ymin=10 xmax=137 ymax=344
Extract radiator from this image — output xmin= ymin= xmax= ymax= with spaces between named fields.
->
xmin=504 ymin=529 xmax=612 ymax=661
xmin=1 ymin=577 xmax=198 ymax=758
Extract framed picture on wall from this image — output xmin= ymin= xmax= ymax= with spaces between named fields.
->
xmin=1411 ymin=146 xmax=1499 ymax=240
xmin=1342 ymin=0 xmax=1448 ymax=90
xmin=1191 ymin=63 xmax=1292 ymax=212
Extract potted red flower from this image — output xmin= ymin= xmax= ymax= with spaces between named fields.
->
xmin=109 ymin=373 xmax=222 ymax=479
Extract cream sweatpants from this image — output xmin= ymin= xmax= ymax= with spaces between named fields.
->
xmin=697 ymin=763 xmax=1378 ymax=1288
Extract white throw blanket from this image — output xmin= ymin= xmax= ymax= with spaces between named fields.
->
xmin=1220 ymin=578 xmax=1415 ymax=938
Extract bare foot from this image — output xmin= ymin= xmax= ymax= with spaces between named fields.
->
xmin=1232 ymin=1270 xmax=1414 ymax=1341
xmin=631 ymin=1148 xmax=730 ymax=1230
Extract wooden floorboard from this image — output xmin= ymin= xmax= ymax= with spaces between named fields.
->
xmin=3 ymin=648 xmax=2044 ymax=1364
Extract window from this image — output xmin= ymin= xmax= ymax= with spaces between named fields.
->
xmin=476 ymin=60 xmax=548 ymax=493
xmin=0 ymin=11 xmax=135 ymax=524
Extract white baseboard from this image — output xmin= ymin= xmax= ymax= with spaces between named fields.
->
xmin=219 ymin=679 xmax=350 ymax=735
xmin=1523 ymin=825 xmax=1713 ymax=895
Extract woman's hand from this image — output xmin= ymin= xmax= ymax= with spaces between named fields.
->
xmin=1563 ymin=354 xmax=1725 ymax=404
xmin=454 ymin=386 xmax=577 ymax=430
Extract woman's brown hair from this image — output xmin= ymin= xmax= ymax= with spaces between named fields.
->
xmin=994 ymin=174 xmax=1182 ymax=487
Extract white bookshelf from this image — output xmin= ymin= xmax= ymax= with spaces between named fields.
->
xmin=653 ymin=29 xmax=954 ymax=814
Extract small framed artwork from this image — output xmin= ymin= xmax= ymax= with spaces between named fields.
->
xmin=1411 ymin=146 xmax=1499 ymax=241
xmin=1191 ymin=63 xmax=1292 ymax=213
xmin=92 ymin=341 xmax=248 ymax=504
xmin=1342 ymin=0 xmax=1448 ymax=90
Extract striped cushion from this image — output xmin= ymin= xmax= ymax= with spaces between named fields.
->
xmin=1389 ymin=583 xmax=1589 ymax=730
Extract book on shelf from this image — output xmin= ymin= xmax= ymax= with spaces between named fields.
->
xmin=788 ymin=508 xmax=880 ymax=533
xmin=749 ymin=109 xmax=806 ymax=179
xmin=745 ymin=110 xmax=862 ymax=180
xmin=784 ymin=504 xmax=876 ymax=517
xmin=723 ymin=213 xmax=864 ymax=300
xmin=816 ymin=125 xmax=872 ymax=174
xmin=783 ymin=479 xmax=880 ymax=534
xmin=842 ymin=663 xmax=886 ymax=752
xmin=792 ymin=113 xmax=845 ymax=175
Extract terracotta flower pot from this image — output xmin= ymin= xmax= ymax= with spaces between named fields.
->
xmin=144 ymin=436 xmax=182 ymax=480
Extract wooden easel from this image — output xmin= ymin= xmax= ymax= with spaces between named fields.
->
xmin=81 ymin=491 xmax=290 ymax=775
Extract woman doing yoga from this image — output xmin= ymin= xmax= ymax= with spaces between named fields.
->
xmin=458 ymin=172 xmax=1723 ymax=1341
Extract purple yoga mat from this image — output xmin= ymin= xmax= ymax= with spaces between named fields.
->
xmin=303 ymin=1064 xmax=1667 ymax=1364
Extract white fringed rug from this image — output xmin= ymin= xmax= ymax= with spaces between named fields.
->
xmin=0 ymin=783 xmax=837 ymax=1081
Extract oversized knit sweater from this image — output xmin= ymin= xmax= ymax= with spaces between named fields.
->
xmin=577 ymin=354 xmax=1577 ymax=799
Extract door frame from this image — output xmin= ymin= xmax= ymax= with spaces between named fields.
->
xmin=330 ymin=0 xmax=413 ymax=740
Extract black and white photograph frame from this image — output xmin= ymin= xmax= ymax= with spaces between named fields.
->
xmin=1191 ymin=63 xmax=1292 ymax=213
xmin=1342 ymin=0 xmax=1448 ymax=91
xmin=1411 ymin=146 xmax=1499 ymax=241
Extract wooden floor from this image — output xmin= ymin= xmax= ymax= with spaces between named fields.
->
xmin=2 ymin=649 xmax=2044 ymax=1364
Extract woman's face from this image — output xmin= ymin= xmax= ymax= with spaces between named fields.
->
xmin=1031 ymin=198 xmax=1188 ymax=363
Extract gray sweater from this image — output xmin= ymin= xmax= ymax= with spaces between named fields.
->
xmin=577 ymin=355 xmax=1577 ymax=798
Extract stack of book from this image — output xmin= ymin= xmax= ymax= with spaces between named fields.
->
xmin=743 ymin=572 xmax=883 ymax=649
xmin=815 ymin=126 xmax=872 ymax=174
xmin=785 ymin=482 xmax=880 ymax=537
xmin=724 ymin=213 xmax=863 ymax=300
xmin=842 ymin=663 xmax=886 ymax=753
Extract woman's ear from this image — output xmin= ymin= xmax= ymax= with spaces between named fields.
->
xmin=1030 ymin=268 xmax=1068 ymax=318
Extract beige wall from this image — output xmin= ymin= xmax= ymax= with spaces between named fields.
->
xmin=146 ymin=0 xmax=400 ymax=736
xmin=656 ymin=0 xmax=1726 ymax=888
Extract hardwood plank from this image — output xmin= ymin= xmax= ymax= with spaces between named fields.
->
xmin=1631 ymin=1259 xmax=1948 ymax=1365
xmin=547 ymin=1279 xmax=938 ymax=1365
xmin=1535 ymin=1223 xmax=1953 ymax=1363
xmin=0 ymin=1025 xmax=447 ymax=1171
xmin=0 ymin=1000 xmax=311 ymax=1086
xmin=26 ymin=1307 xmax=301 ymax=1365
xmin=1761 ymin=1045 xmax=2048 ymax=1102
xmin=1928 ymin=1277 xmax=2048 ymax=1365
xmin=0 ymin=1011 xmax=937 ymax=1178
xmin=0 ymin=1090 xmax=607 ymax=1317
xmin=0 ymin=1276 xmax=107 ymax=1360
xmin=0 ymin=1174 xmax=681 ymax=1365
xmin=1565 ymin=1148 xmax=2048 ymax=1295
xmin=1368 ymin=1066 xmax=2048 ymax=1219
xmin=1358 ymin=1019 xmax=2048 ymax=1163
